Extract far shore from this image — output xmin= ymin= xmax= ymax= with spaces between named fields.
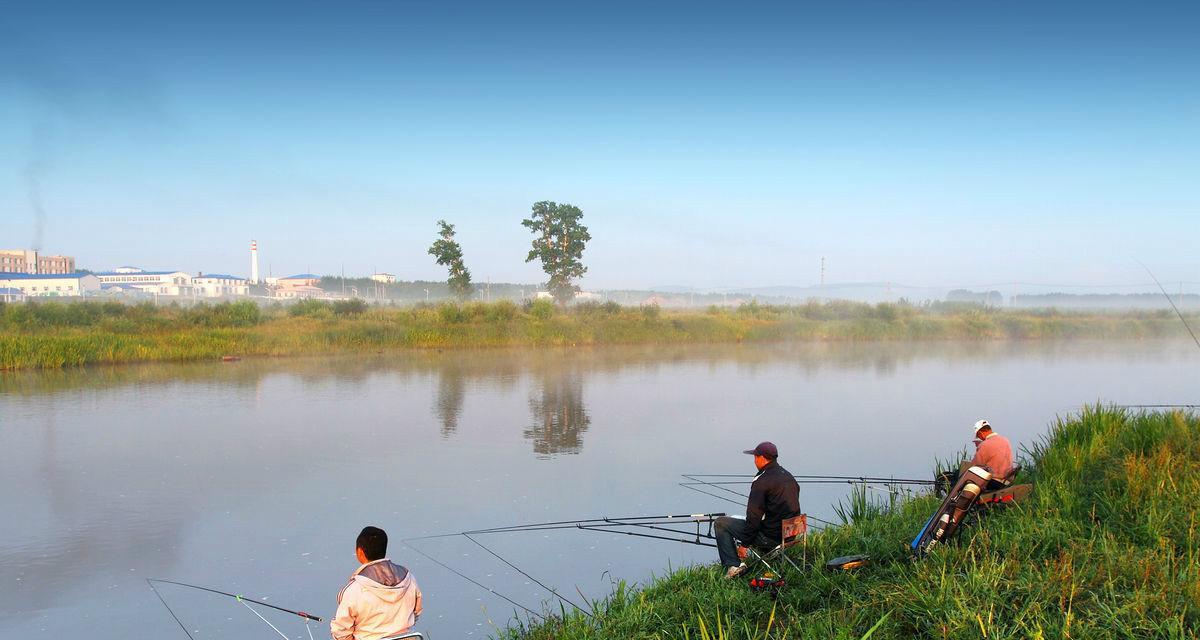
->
xmin=0 ymin=298 xmax=1193 ymax=370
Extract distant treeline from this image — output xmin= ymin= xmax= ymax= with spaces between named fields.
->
xmin=947 ymin=289 xmax=1200 ymax=310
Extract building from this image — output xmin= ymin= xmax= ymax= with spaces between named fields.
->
xmin=370 ymin=273 xmax=397 ymax=284
xmin=0 ymin=273 xmax=100 ymax=297
xmin=0 ymin=287 xmax=26 ymax=302
xmin=271 ymin=274 xmax=325 ymax=299
xmin=193 ymin=274 xmax=250 ymax=298
xmin=0 ymin=249 xmax=76 ymax=275
xmin=95 ymin=270 xmax=195 ymax=296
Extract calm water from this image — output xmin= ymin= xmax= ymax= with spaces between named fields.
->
xmin=2 ymin=340 xmax=1196 ymax=639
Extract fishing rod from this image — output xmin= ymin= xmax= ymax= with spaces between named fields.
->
xmin=684 ymin=473 xmax=936 ymax=485
xmin=148 ymin=578 xmax=322 ymax=640
xmin=147 ymin=579 xmax=322 ymax=621
xmin=1117 ymin=404 xmax=1199 ymax=409
xmin=678 ymin=479 xmax=837 ymax=528
xmin=403 ymin=512 xmax=726 ymax=619
xmin=1139 ymin=260 xmax=1200 ymax=353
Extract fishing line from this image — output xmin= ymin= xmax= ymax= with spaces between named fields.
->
xmin=239 ymin=599 xmax=290 ymax=640
xmin=402 ymin=539 xmax=541 ymax=618
xmin=678 ymin=482 xmax=746 ymax=506
xmin=146 ymin=579 xmax=196 ymax=640
xmin=462 ymin=532 xmax=592 ymax=617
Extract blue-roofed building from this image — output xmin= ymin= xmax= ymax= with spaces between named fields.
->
xmin=193 ymin=273 xmax=249 ymax=298
xmin=0 ymin=287 xmax=26 ymax=302
xmin=0 ymin=273 xmax=101 ymax=297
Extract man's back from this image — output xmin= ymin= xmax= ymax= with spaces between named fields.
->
xmin=972 ymin=433 xmax=1013 ymax=479
xmin=331 ymin=559 xmax=422 ymax=640
xmin=746 ymin=462 xmax=801 ymax=543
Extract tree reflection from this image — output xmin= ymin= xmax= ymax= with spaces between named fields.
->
xmin=525 ymin=373 xmax=590 ymax=456
xmin=434 ymin=364 xmax=466 ymax=437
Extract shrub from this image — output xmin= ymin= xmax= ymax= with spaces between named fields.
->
xmin=528 ymin=299 xmax=555 ymax=320
xmin=437 ymin=303 xmax=466 ymax=323
xmin=333 ymin=298 xmax=368 ymax=316
xmin=289 ymin=299 xmax=333 ymax=317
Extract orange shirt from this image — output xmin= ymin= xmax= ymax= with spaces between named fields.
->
xmin=971 ymin=433 xmax=1013 ymax=479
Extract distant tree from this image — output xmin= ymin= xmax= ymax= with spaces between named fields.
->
xmin=522 ymin=201 xmax=591 ymax=305
xmin=428 ymin=220 xmax=473 ymax=300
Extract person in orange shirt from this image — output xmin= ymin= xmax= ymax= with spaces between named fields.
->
xmin=969 ymin=419 xmax=1014 ymax=486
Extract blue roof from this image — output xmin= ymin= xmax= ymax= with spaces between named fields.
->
xmin=0 ymin=287 xmax=24 ymax=295
xmin=0 ymin=272 xmax=94 ymax=280
xmin=283 ymin=273 xmax=321 ymax=280
xmin=196 ymin=274 xmax=246 ymax=281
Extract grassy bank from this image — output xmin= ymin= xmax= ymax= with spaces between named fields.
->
xmin=0 ymin=299 xmax=1192 ymax=370
xmin=500 ymin=406 xmax=1199 ymax=639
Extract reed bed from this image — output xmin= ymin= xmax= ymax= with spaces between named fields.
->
xmin=0 ymin=299 xmax=1191 ymax=370
xmin=498 ymin=406 xmax=1200 ymax=639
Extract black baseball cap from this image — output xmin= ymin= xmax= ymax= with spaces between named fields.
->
xmin=743 ymin=442 xmax=778 ymax=458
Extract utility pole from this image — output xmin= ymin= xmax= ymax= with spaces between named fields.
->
xmin=820 ymin=257 xmax=826 ymax=286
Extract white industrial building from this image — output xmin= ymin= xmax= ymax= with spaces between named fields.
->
xmin=0 ymin=273 xmax=101 ymax=297
xmin=95 ymin=270 xmax=195 ymax=296
xmin=193 ymin=274 xmax=250 ymax=298
xmin=370 ymin=273 xmax=396 ymax=283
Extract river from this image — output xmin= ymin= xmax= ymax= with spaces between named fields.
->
xmin=2 ymin=340 xmax=1195 ymax=639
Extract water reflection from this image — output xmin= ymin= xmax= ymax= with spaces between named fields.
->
xmin=525 ymin=373 xmax=590 ymax=457
xmin=2 ymin=340 xmax=1197 ymax=639
xmin=433 ymin=361 xmax=466 ymax=437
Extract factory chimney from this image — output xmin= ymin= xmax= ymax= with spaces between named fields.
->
xmin=250 ymin=240 xmax=260 ymax=284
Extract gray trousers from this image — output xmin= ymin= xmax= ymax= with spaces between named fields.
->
xmin=714 ymin=516 xmax=774 ymax=568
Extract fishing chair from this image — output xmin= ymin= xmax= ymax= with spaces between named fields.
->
xmin=739 ymin=514 xmax=808 ymax=576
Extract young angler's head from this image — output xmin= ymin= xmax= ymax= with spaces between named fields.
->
xmin=355 ymin=526 xmax=388 ymax=565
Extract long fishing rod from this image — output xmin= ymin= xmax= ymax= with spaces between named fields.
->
xmin=1118 ymin=404 xmax=1199 ymax=409
xmin=402 ymin=511 xmax=726 ymax=620
xmin=679 ymin=478 xmax=837 ymax=529
xmin=685 ymin=473 xmax=936 ymax=485
xmin=443 ymin=512 xmax=726 ymax=538
xmin=146 ymin=579 xmax=322 ymax=621
xmin=1139 ymin=260 xmax=1200 ymax=353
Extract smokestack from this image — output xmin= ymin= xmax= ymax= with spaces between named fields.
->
xmin=250 ymin=240 xmax=260 ymax=284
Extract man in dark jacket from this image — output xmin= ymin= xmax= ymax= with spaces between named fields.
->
xmin=714 ymin=441 xmax=801 ymax=578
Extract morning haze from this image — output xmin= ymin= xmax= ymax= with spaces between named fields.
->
xmin=2 ymin=3 xmax=1199 ymax=640
xmin=1 ymin=1 xmax=1196 ymax=290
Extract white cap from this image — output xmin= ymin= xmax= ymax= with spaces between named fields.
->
xmin=973 ymin=419 xmax=991 ymax=435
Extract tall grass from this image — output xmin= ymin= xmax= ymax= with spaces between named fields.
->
xmin=0 ymin=299 xmax=1193 ymax=370
xmin=497 ymin=407 xmax=1200 ymax=639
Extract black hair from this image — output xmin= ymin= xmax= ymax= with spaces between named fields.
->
xmin=356 ymin=526 xmax=388 ymax=561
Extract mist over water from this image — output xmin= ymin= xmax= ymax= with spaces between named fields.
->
xmin=2 ymin=340 xmax=1196 ymax=639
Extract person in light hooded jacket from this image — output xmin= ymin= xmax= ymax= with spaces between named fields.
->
xmin=331 ymin=526 xmax=422 ymax=640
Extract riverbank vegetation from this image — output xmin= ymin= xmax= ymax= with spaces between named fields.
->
xmin=0 ymin=299 xmax=1192 ymax=370
xmin=500 ymin=406 xmax=1199 ymax=639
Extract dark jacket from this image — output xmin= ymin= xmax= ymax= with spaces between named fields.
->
xmin=744 ymin=461 xmax=801 ymax=543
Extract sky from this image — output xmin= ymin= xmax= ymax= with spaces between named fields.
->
xmin=1 ymin=0 xmax=1197 ymax=290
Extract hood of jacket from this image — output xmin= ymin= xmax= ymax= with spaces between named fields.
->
xmin=350 ymin=559 xmax=414 ymax=605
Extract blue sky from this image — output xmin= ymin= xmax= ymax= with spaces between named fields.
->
xmin=1 ymin=1 xmax=1197 ymax=289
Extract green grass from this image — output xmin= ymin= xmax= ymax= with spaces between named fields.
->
xmin=0 ymin=299 xmax=1193 ymax=370
xmin=497 ymin=406 xmax=1200 ymax=639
